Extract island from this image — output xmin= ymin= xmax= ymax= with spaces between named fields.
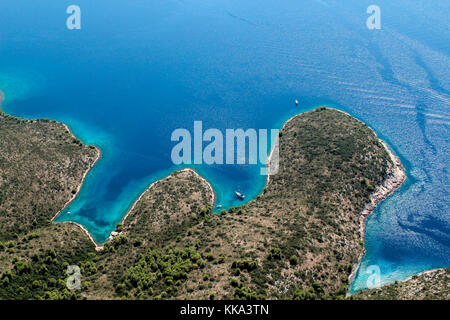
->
xmin=0 ymin=106 xmax=447 ymax=300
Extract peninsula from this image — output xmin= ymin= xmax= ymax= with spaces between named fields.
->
xmin=0 ymin=106 xmax=447 ymax=300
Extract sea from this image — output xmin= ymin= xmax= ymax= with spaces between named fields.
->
xmin=0 ymin=0 xmax=448 ymax=292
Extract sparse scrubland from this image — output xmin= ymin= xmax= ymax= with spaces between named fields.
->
xmin=0 ymin=113 xmax=99 ymax=242
xmin=0 ymin=108 xmax=447 ymax=300
xmin=0 ymin=112 xmax=98 ymax=299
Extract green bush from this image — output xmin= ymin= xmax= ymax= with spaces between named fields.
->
xmin=289 ymin=255 xmax=299 ymax=266
xmin=231 ymin=259 xmax=258 ymax=272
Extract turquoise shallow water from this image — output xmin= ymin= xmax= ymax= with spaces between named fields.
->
xmin=0 ymin=0 xmax=448 ymax=292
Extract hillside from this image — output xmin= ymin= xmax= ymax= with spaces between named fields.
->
xmin=0 ymin=112 xmax=98 ymax=299
xmin=84 ymin=107 xmax=403 ymax=299
xmin=0 ymin=113 xmax=99 ymax=242
xmin=1 ymin=107 xmax=433 ymax=300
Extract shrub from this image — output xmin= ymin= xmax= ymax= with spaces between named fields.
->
xmin=268 ymin=247 xmax=282 ymax=260
xmin=289 ymin=255 xmax=299 ymax=266
xmin=231 ymin=259 xmax=258 ymax=272
xmin=230 ymin=278 xmax=240 ymax=287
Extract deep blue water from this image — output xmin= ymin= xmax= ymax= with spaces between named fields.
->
xmin=0 ymin=0 xmax=448 ymax=292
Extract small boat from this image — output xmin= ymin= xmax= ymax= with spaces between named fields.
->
xmin=216 ymin=205 xmax=222 ymax=209
xmin=295 ymin=99 xmax=299 ymax=105
xmin=235 ymin=192 xmax=245 ymax=200
xmin=67 ymin=211 xmax=71 ymax=215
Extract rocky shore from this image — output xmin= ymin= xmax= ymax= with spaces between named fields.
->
xmin=106 ymin=167 xmax=215 ymax=244
xmin=348 ymin=138 xmax=407 ymax=284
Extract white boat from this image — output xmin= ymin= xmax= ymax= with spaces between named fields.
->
xmin=295 ymin=99 xmax=299 ymax=105
xmin=235 ymin=192 xmax=245 ymax=200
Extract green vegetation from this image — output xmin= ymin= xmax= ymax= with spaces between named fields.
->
xmin=0 ymin=244 xmax=92 ymax=300
xmin=81 ymin=169 xmax=215 ymax=299
xmin=3 ymin=107 xmax=434 ymax=301
xmin=0 ymin=113 xmax=99 ymax=299
xmin=0 ymin=113 xmax=98 ymax=242
xmin=115 ymin=246 xmax=206 ymax=299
